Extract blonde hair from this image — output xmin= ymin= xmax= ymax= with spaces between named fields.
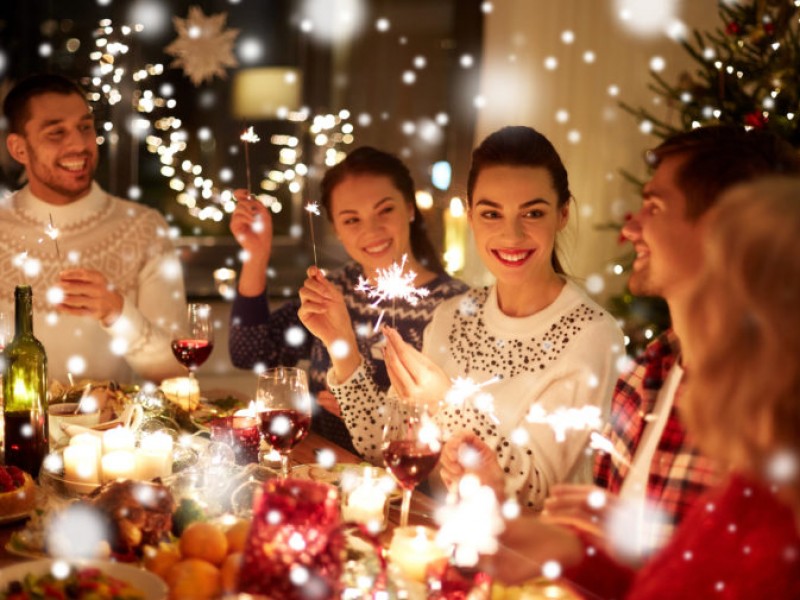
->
xmin=682 ymin=177 xmax=800 ymax=492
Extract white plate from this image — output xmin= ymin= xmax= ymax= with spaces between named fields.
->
xmin=0 ymin=558 xmax=167 ymax=600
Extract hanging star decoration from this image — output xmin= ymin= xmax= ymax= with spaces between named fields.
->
xmin=165 ymin=6 xmax=239 ymax=87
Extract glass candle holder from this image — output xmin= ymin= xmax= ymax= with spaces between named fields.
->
xmin=238 ymin=478 xmax=344 ymax=599
xmin=210 ymin=416 xmax=260 ymax=465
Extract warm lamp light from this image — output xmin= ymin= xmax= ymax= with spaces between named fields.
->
xmin=233 ymin=67 xmax=303 ymax=119
xmin=444 ymin=196 xmax=467 ymax=275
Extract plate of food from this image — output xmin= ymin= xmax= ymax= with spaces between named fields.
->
xmin=0 ymin=559 xmax=167 ymax=599
xmin=189 ymin=395 xmax=247 ymax=431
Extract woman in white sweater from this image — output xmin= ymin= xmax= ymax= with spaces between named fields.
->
xmin=306 ymin=126 xmax=623 ymax=509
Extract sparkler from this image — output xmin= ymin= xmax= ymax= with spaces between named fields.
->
xmin=525 ymin=404 xmax=603 ymax=443
xmin=46 ymin=213 xmax=63 ymax=267
xmin=589 ymin=431 xmax=632 ymax=468
xmin=305 ymin=202 xmax=320 ymax=267
xmin=240 ymin=126 xmax=260 ymax=197
xmin=355 ymin=254 xmax=430 ymax=329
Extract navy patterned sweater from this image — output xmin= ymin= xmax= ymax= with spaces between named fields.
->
xmin=228 ymin=261 xmax=468 ymax=454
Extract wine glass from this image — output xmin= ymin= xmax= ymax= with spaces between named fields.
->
xmin=255 ymin=367 xmax=312 ymax=478
xmin=382 ymin=397 xmax=442 ymax=527
xmin=171 ymin=303 xmax=214 ymax=380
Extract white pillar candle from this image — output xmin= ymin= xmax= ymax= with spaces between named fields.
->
xmin=342 ymin=469 xmax=388 ymax=529
xmin=137 ymin=432 xmax=174 ymax=480
xmin=389 ymin=526 xmax=449 ymax=582
xmin=102 ymin=427 xmax=136 ymax=454
xmin=101 ymin=450 xmax=137 ymax=482
xmin=63 ymin=444 xmax=100 ymax=484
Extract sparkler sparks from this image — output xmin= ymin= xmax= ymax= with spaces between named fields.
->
xmin=240 ymin=126 xmax=260 ymax=196
xmin=305 ymin=202 xmax=320 ymax=266
xmin=525 ymin=404 xmax=603 ymax=443
xmin=355 ymin=254 xmax=430 ymax=329
xmin=435 ymin=474 xmax=504 ymax=567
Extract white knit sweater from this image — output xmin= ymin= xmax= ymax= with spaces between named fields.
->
xmin=330 ymin=280 xmax=624 ymax=509
xmin=0 ymin=183 xmax=187 ymax=384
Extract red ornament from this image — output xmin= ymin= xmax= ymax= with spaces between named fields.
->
xmin=725 ymin=21 xmax=741 ymax=35
xmin=744 ymin=111 xmax=768 ymax=129
xmin=764 ymin=22 xmax=775 ymax=35
xmin=428 ymin=561 xmax=493 ymax=599
xmin=238 ymin=478 xmax=344 ymax=599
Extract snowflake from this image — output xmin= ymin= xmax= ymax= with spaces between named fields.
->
xmin=165 ymin=6 xmax=239 ymax=87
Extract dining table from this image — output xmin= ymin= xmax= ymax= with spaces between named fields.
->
xmin=0 ymin=431 xmax=439 ymax=570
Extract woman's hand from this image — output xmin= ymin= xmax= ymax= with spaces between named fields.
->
xmin=540 ymin=484 xmax=618 ymax=538
xmin=298 ymin=266 xmax=361 ymax=382
xmin=229 ymin=189 xmax=273 ymax=261
xmin=382 ymin=326 xmax=450 ymax=410
xmin=440 ymin=432 xmax=505 ymax=499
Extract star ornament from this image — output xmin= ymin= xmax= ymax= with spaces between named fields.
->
xmin=165 ymin=6 xmax=239 ymax=87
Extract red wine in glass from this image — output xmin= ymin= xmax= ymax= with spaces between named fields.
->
xmin=382 ymin=440 xmax=441 ymax=490
xmin=259 ymin=409 xmax=311 ymax=453
xmin=171 ymin=339 xmax=214 ymax=370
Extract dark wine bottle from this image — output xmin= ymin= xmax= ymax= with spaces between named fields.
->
xmin=2 ymin=285 xmax=48 ymax=477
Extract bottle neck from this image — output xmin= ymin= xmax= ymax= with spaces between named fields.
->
xmin=14 ymin=286 xmax=34 ymax=337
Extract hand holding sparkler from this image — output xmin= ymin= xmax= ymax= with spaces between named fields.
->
xmin=297 ymin=266 xmax=360 ymax=382
xmin=57 ymin=268 xmax=124 ymax=327
xmin=383 ymin=325 xmax=450 ymax=410
xmin=440 ymin=432 xmax=505 ymax=500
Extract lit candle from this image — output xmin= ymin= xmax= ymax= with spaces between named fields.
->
xmin=389 ymin=526 xmax=449 ymax=582
xmin=101 ymin=450 xmax=137 ymax=482
xmin=102 ymin=427 xmax=136 ymax=454
xmin=136 ymin=432 xmax=174 ymax=480
xmin=63 ymin=444 xmax=100 ymax=485
xmin=341 ymin=468 xmax=388 ymax=530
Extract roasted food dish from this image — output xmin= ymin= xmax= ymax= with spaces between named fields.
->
xmin=87 ymin=479 xmax=176 ymax=560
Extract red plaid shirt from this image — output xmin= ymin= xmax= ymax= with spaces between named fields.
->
xmin=594 ymin=329 xmax=720 ymax=549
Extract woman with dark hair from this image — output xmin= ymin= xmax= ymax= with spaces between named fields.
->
xmin=229 ymin=146 xmax=467 ymax=453
xmin=312 ymin=127 xmax=624 ymax=508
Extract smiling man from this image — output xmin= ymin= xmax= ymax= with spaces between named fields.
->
xmin=543 ymin=125 xmax=800 ymax=561
xmin=0 ymin=73 xmax=187 ymax=383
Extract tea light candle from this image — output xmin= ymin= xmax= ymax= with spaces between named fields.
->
xmin=63 ymin=444 xmax=100 ymax=484
xmin=101 ymin=450 xmax=137 ymax=482
xmin=136 ymin=432 xmax=174 ymax=480
xmin=389 ymin=526 xmax=449 ymax=582
xmin=103 ymin=427 xmax=136 ymax=454
xmin=342 ymin=469 xmax=388 ymax=529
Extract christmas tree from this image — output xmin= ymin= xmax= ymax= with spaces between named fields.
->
xmin=611 ymin=0 xmax=800 ymax=356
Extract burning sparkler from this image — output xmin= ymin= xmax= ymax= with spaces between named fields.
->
xmin=355 ymin=254 xmax=430 ymax=329
xmin=525 ymin=404 xmax=603 ymax=443
xmin=305 ymin=202 xmax=320 ymax=267
xmin=239 ymin=126 xmax=260 ymax=196
xmin=589 ymin=431 xmax=632 ymax=468
xmin=46 ymin=213 xmax=63 ymax=267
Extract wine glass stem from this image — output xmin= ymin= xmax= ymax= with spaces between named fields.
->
xmin=280 ymin=454 xmax=290 ymax=479
xmin=400 ymin=488 xmax=412 ymax=528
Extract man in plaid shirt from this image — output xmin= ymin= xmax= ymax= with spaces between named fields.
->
xmin=543 ymin=125 xmax=800 ymax=559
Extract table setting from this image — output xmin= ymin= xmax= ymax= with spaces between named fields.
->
xmin=0 ymin=326 xmax=579 ymax=600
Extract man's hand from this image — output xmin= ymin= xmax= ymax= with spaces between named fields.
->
xmin=57 ymin=268 xmax=124 ymax=326
xmin=541 ymin=484 xmax=617 ymax=538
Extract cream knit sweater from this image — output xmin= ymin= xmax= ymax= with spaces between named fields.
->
xmin=0 ymin=183 xmax=187 ymax=384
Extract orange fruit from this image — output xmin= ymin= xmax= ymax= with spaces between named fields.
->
xmin=225 ymin=520 xmax=251 ymax=554
xmin=166 ymin=558 xmax=221 ymax=600
xmin=179 ymin=521 xmax=229 ymax=566
xmin=143 ymin=543 xmax=181 ymax=581
xmin=220 ymin=552 xmax=243 ymax=594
